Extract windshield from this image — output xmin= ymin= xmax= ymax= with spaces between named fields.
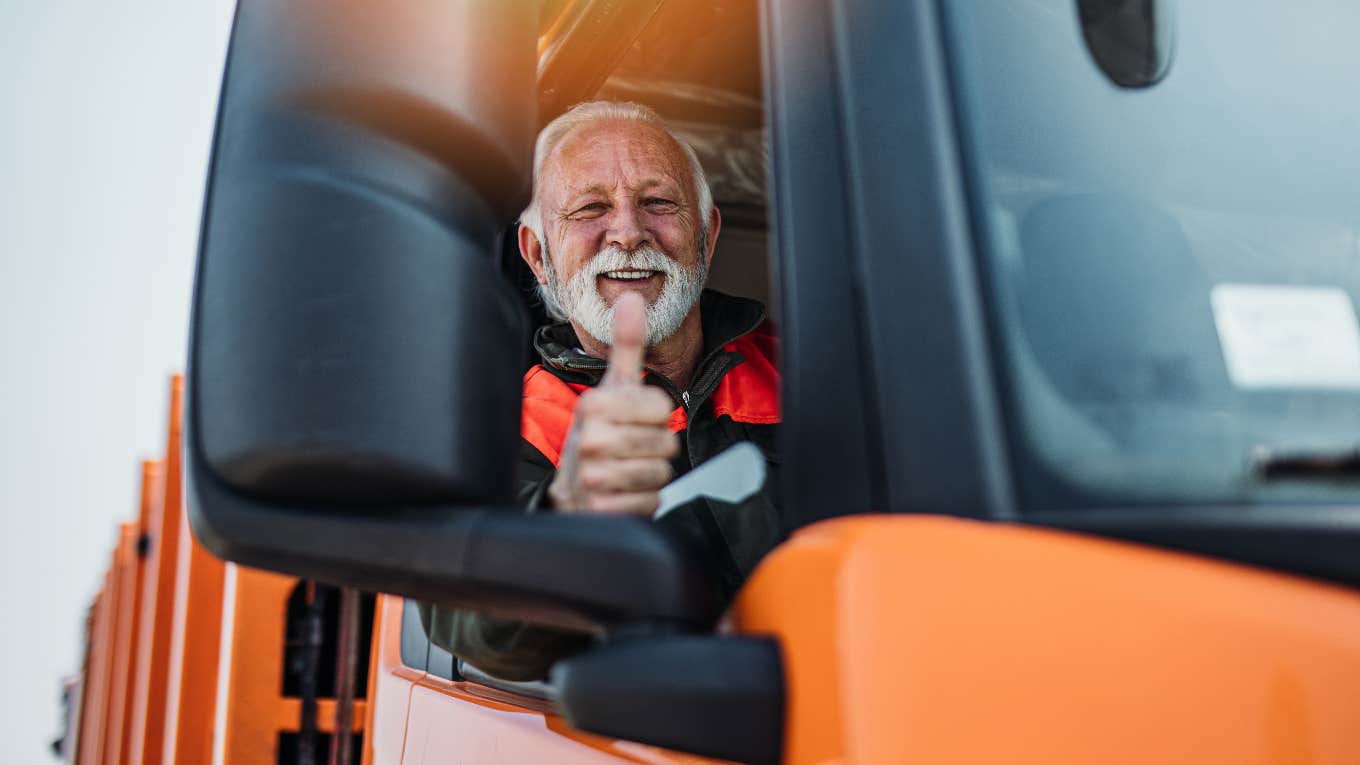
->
xmin=943 ymin=0 xmax=1360 ymax=509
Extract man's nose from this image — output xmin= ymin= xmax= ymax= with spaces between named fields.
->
xmin=605 ymin=205 xmax=649 ymax=251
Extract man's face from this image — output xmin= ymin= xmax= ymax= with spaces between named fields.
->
xmin=534 ymin=119 xmax=710 ymax=346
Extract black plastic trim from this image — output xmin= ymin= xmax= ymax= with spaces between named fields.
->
xmin=762 ymin=0 xmax=1017 ymax=525
xmin=458 ymin=660 xmax=552 ymax=700
xmin=833 ymin=0 xmax=1017 ymax=519
xmin=554 ymin=635 xmax=784 ymax=765
xmin=1030 ymin=506 xmax=1360 ymax=589
xmin=399 ymin=599 xmax=430 ymax=672
xmin=427 ymin=635 xmax=457 ymax=683
xmin=185 ymin=450 xmax=722 ymax=635
xmin=760 ymin=0 xmax=878 ymax=527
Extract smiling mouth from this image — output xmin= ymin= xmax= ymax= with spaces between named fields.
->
xmin=600 ymin=270 xmax=660 ymax=281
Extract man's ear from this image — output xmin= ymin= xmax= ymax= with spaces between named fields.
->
xmin=519 ymin=224 xmax=549 ymax=285
xmin=703 ymin=205 xmax=722 ymax=269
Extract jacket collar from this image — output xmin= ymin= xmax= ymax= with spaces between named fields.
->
xmin=533 ymin=289 xmax=766 ymax=385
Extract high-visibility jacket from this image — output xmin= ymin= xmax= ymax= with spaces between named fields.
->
xmin=425 ymin=290 xmax=783 ymax=681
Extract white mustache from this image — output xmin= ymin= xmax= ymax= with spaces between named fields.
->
xmin=549 ymin=243 xmax=706 ymax=346
xmin=586 ymin=245 xmax=681 ymax=278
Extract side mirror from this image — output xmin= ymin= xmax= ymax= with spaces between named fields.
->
xmin=184 ymin=0 xmax=720 ymax=633
xmin=192 ymin=0 xmax=535 ymax=509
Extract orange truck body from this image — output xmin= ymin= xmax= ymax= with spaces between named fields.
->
xmin=67 ymin=377 xmax=1360 ymax=764
xmin=63 ymin=2 xmax=1360 ymax=763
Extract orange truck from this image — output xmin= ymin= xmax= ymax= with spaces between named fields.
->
xmin=63 ymin=0 xmax=1360 ymax=763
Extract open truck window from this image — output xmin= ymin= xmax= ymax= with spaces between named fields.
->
xmin=447 ymin=0 xmax=782 ymax=692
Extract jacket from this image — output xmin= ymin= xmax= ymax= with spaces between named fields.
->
xmin=424 ymin=289 xmax=783 ymax=681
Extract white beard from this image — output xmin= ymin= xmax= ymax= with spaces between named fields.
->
xmin=543 ymin=244 xmax=707 ymax=346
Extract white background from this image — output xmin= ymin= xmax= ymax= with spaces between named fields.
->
xmin=1 ymin=2 xmax=234 ymax=761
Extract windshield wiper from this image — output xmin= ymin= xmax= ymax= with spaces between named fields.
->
xmin=1253 ymin=447 xmax=1360 ymax=481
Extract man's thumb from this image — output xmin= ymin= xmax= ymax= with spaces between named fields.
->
xmin=603 ymin=291 xmax=647 ymax=387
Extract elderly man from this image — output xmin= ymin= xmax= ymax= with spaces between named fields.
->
xmin=426 ymin=100 xmax=782 ymax=681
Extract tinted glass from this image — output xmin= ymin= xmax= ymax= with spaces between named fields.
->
xmin=943 ymin=0 xmax=1360 ymax=508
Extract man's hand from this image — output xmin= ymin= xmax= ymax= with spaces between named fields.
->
xmin=549 ymin=292 xmax=680 ymax=515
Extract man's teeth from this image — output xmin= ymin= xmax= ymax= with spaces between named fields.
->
xmin=602 ymin=270 xmax=654 ymax=280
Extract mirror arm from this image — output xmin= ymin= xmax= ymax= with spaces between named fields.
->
xmin=186 ymin=444 xmax=723 ymax=635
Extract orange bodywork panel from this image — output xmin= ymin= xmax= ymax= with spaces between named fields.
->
xmin=76 ymin=375 xmax=377 ymax=765
xmin=76 ymin=378 xmax=1360 ymax=765
xmin=124 ymin=459 xmax=163 ymax=764
xmin=73 ymin=516 xmax=145 ymax=765
xmin=106 ymin=519 xmax=143 ymax=765
xmin=77 ymin=575 xmax=112 ymax=765
xmin=733 ymin=515 xmax=1360 ymax=765
xmin=126 ymin=378 xmax=182 ymax=765
xmin=214 ymin=567 xmax=367 ymax=763
xmin=117 ymin=462 xmax=163 ymax=765
xmin=159 ymin=483 xmax=227 ymax=765
xmin=362 ymin=595 xmax=729 ymax=765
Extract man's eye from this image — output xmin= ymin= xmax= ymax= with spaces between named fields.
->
xmin=572 ymin=203 xmax=608 ymax=216
xmin=644 ymin=198 xmax=678 ymax=210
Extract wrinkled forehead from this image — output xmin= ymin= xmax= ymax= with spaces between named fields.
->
xmin=543 ymin=119 xmax=694 ymax=204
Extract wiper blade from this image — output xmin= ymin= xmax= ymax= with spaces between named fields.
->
xmin=1253 ymin=447 xmax=1360 ymax=481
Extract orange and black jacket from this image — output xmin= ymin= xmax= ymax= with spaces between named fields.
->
xmin=424 ymin=290 xmax=784 ymax=681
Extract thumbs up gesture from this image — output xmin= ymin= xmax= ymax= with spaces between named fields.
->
xmin=548 ymin=292 xmax=681 ymax=514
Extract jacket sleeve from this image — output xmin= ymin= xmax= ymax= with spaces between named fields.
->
xmin=420 ymin=440 xmax=594 ymax=681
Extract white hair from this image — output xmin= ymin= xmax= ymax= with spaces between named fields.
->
xmin=519 ymin=101 xmax=714 ymax=287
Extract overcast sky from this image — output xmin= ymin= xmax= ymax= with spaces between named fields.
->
xmin=0 ymin=2 xmax=234 ymax=761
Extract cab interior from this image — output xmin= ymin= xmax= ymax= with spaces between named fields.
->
xmin=499 ymin=0 xmax=773 ymax=332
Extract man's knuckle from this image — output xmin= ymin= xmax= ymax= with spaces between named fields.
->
xmin=617 ymin=424 xmax=648 ymax=446
xmin=654 ymin=461 xmax=674 ymax=485
xmin=578 ymin=432 xmax=607 ymax=457
xmin=594 ymin=494 xmax=635 ymax=515
xmin=576 ymin=465 xmax=600 ymax=489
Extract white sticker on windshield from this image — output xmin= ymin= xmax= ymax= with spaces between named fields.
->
xmin=1210 ymin=284 xmax=1360 ymax=389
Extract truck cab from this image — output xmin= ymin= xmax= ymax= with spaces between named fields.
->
xmin=70 ymin=1 xmax=1360 ymax=763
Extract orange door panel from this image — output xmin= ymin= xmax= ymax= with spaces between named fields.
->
xmin=402 ymin=681 xmax=623 ymax=765
xmin=734 ymin=515 xmax=1360 ymax=765
xmin=400 ymin=648 xmax=730 ymax=764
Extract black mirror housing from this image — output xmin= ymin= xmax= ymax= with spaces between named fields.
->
xmin=194 ymin=128 xmax=526 ymax=506
xmin=190 ymin=0 xmax=536 ymax=510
